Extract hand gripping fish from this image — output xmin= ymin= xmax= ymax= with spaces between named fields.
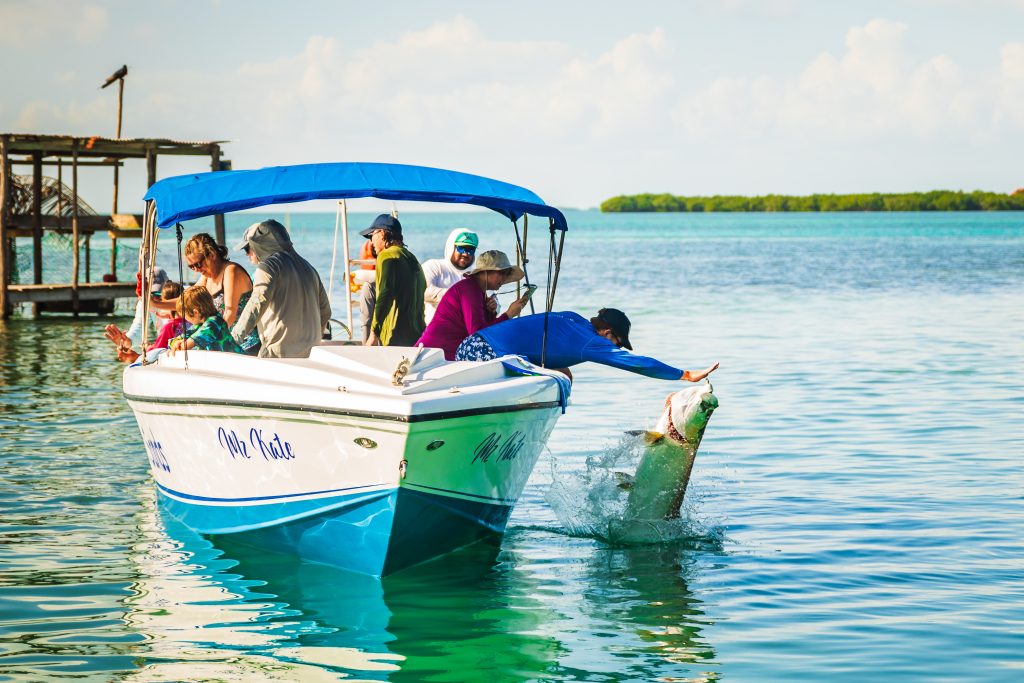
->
xmin=609 ymin=382 xmax=718 ymax=542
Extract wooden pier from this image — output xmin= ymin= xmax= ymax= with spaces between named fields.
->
xmin=0 ymin=133 xmax=229 ymax=318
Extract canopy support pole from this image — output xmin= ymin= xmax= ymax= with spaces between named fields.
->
xmin=340 ymin=200 xmax=352 ymax=335
xmin=548 ymin=221 xmax=565 ymax=308
xmin=328 ymin=202 xmax=340 ymax=301
xmin=140 ymin=201 xmax=156 ymax=363
xmin=176 ymin=223 xmax=188 ymax=370
xmin=540 ymin=220 xmax=555 ymax=367
xmin=513 ymin=215 xmax=534 ymax=316
xmin=540 ymin=218 xmax=565 ymax=369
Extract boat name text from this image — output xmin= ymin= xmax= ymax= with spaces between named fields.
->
xmin=144 ymin=433 xmax=171 ymax=473
xmin=472 ymin=431 xmax=526 ymax=464
xmin=218 ymin=427 xmax=297 ymax=461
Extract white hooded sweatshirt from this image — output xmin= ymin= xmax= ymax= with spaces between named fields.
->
xmin=231 ymin=220 xmax=331 ymax=358
xmin=420 ymin=228 xmax=477 ymax=323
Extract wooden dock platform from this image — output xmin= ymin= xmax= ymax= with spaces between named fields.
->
xmin=0 ymin=133 xmax=229 ymax=317
xmin=7 ymin=281 xmax=135 ymax=314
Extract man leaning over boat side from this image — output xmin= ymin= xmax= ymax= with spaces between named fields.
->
xmin=455 ymin=308 xmax=719 ymax=383
xmin=231 ymin=219 xmax=332 ymax=358
xmin=364 ymin=215 xmax=427 ymax=347
xmin=421 ymin=228 xmax=480 ymax=323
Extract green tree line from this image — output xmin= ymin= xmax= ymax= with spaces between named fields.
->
xmin=600 ymin=190 xmax=1024 ymax=212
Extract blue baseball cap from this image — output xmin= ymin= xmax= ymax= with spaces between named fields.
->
xmin=597 ymin=307 xmax=632 ymax=350
xmin=360 ymin=214 xmax=402 ymax=239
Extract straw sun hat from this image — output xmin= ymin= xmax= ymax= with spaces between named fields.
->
xmin=467 ymin=250 xmax=525 ymax=285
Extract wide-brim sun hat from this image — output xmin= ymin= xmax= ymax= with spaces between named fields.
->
xmin=467 ymin=250 xmax=525 ymax=285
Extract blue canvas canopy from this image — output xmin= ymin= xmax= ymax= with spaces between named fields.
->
xmin=143 ymin=162 xmax=568 ymax=231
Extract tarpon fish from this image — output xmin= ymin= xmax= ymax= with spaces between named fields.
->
xmin=609 ymin=382 xmax=718 ymax=543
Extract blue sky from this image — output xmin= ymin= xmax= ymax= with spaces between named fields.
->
xmin=2 ymin=0 xmax=1023 ymax=211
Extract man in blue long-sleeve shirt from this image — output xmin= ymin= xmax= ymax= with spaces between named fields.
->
xmin=454 ymin=307 xmax=718 ymax=382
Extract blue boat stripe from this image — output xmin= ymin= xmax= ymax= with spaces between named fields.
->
xmin=154 ymin=481 xmax=390 ymax=504
xmin=403 ymin=482 xmax=516 ymax=506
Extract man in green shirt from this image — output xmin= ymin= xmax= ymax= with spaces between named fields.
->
xmin=365 ymin=214 xmax=426 ymax=346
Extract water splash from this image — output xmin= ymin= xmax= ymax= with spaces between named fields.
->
xmin=545 ymin=434 xmax=717 ymax=546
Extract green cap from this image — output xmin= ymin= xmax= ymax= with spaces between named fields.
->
xmin=453 ymin=230 xmax=479 ymax=248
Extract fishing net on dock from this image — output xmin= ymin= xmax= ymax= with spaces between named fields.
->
xmin=7 ymin=174 xmax=141 ymax=287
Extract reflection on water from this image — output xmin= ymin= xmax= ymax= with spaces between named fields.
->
xmin=0 ymin=315 xmax=721 ymax=682
xmin=122 ymin=489 xmax=718 ymax=682
xmin=126 ymin=490 xmax=402 ymax=681
xmin=5 ymin=212 xmax=1022 ymax=680
xmin=583 ymin=546 xmax=716 ymax=676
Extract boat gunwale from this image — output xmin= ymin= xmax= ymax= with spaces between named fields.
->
xmin=124 ymin=393 xmax=561 ymax=423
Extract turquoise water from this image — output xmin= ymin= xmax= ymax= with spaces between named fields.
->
xmin=1 ymin=210 xmax=1023 ymax=681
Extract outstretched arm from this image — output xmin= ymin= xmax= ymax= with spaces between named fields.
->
xmin=104 ymin=324 xmax=140 ymax=363
xmin=582 ymin=339 xmax=692 ymax=380
xmin=681 ymin=363 xmax=719 ymax=382
xmin=124 ymin=299 xmax=148 ymax=344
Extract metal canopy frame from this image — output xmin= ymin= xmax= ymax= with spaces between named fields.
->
xmin=138 ymin=163 xmax=569 ymax=366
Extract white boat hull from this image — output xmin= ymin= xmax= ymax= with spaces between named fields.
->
xmin=124 ymin=345 xmax=566 ymax=575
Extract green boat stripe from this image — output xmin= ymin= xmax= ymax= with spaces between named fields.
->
xmin=124 ymin=393 xmax=560 ymax=423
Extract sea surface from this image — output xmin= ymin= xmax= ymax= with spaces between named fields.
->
xmin=1 ymin=210 xmax=1022 ymax=681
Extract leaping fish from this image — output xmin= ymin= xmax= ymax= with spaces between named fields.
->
xmin=609 ymin=381 xmax=718 ymax=543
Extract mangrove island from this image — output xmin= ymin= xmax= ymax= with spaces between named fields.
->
xmin=600 ymin=190 xmax=1024 ymax=212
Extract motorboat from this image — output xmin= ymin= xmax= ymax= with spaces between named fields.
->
xmin=124 ymin=162 xmax=571 ymax=576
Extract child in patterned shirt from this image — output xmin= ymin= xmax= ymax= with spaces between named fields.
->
xmin=168 ymin=286 xmax=244 ymax=356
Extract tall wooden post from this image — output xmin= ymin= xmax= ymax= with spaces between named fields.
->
xmin=146 ymin=147 xmax=157 ymax=187
xmin=71 ymin=141 xmax=80 ymax=315
xmin=56 ymin=159 xmax=63 ymax=229
xmin=211 ymin=144 xmax=225 ymax=245
xmin=112 ymin=74 xmax=124 ymax=214
xmin=84 ymin=229 xmax=91 ymax=283
xmin=32 ymin=152 xmax=42 ymax=285
xmin=109 ymin=232 xmax=117 ymax=280
xmin=30 ymin=151 xmax=43 ymax=316
xmin=0 ymin=135 xmax=9 ymax=318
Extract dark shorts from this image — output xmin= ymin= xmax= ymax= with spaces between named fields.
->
xmin=455 ymin=333 xmax=497 ymax=361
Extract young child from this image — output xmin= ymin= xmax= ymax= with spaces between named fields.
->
xmin=104 ymin=280 xmax=186 ymax=363
xmin=149 ymin=281 xmax=186 ymax=350
xmin=168 ymin=286 xmax=244 ymax=356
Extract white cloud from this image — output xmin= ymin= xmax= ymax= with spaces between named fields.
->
xmin=0 ymin=2 xmax=108 ymax=47
xmin=6 ymin=12 xmax=1022 ymax=206
xmin=671 ymin=18 xmax=1021 ymax=142
xmin=995 ymin=42 xmax=1024 ymax=127
xmin=12 ymin=98 xmax=111 ymax=135
xmin=213 ymin=17 xmax=675 ymax=169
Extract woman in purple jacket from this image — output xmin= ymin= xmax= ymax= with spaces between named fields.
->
xmin=416 ymin=250 xmax=531 ymax=360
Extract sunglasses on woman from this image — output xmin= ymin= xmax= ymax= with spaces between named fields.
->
xmin=187 ymin=254 xmax=207 ymax=271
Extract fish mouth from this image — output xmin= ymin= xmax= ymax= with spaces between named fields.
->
xmin=664 ymin=417 xmax=688 ymax=446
